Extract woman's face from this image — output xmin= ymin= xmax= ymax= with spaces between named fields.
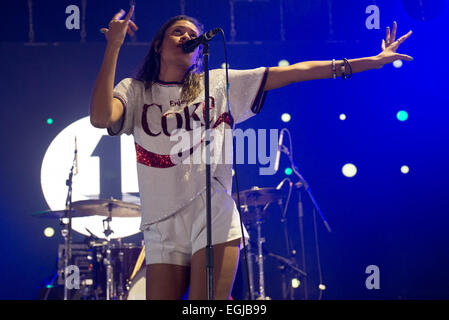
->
xmin=159 ymin=19 xmax=201 ymax=71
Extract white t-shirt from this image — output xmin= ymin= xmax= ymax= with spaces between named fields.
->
xmin=108 ymin=67 xmax=269 ymax=230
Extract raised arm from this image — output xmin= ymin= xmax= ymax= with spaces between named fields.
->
xmin=264 ymin=21 xmax=413 ymax=91
xmin=90 ymin=6 xmax=138 ymax=128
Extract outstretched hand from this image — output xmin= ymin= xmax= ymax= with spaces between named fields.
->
xmin=100 ymin=6 xmax=138 ymax=46
xmin=377 ymin=21 xmax=413 ymax=67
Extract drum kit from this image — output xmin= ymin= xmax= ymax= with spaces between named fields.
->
xmin=34 ymin=184 xmax=310 ymax=300
xmin=34 ymin=198 xmax=147 ymax=300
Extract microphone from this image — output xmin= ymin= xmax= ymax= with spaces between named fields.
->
xmin=182 ymin=28 xmax=221 ymax=53
xmin=276 ymin=178 xmax=287 ymax=190
xmin=274 ymin=129 xmax=285 ymax=173
xmin=74 ymin=136 xmax=79 ymax=175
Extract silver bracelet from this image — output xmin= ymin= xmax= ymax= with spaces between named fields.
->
xmin=341 ymin=62 xmax=346 ymax=80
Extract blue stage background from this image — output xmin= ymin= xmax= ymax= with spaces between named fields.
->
xmin=0 ymin=0 xmax=448 ymax=299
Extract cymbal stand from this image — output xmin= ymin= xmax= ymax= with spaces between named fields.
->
xmin=255 ymin=206 xmax=269 ymax=300
xmin=241 ymin=205 xmax=255 ymax=300
xmin=116 ymin=238 xmax=125 ymax=300
xmin=102 ymin=203 xmax=114 ymax=300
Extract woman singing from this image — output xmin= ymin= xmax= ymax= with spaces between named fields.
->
xmin=90 ymin=6 xmax=412 ymax=300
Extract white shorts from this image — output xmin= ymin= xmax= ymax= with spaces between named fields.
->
xmin=143 ymin=178 xmax=249 ymax=266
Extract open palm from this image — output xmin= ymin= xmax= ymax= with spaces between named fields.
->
xmin=378 ymin=21 xmax=413 ymax=66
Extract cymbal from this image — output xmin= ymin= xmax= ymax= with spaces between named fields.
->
xmin=233 ymin=186 xmax=286 ymax=208
xmin=32 ymin=208 xmax=90 ymax=219
xmin=72 ymin=199 xmax=141 ymax=218
xmin=232 ymin=187 xmax=286 ymax=225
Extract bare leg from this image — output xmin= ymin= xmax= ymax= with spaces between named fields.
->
xmin=188 ymin=238 xmax=241 ymax=300
xmin=146 ymin=264 xmax=190 ymax=300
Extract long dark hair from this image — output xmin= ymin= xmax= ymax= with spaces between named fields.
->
xmin=135 ymin=15 xmax=204 ymax=103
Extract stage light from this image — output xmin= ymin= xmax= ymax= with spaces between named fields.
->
xmin=397 ymin=110 xmax=408 ymax=121
xmin=232 ymin=169 xmax=235 ymax=176
xmin=318 ymin=284 xmax=326 ymax=291
xmin=291 ymin=278 xmax=300 ymax=288
xmin=221 ymin=62 xmax=230 ymax=69
xmin=342 ymin=163 xmax=357 ymax=178
xmin=44 ymin=227 xmax=55 ymax=238
xmin=47 ymin=118 xmax=54 ymax=125
xmin=278 ymin=59 xmax=290 ymax=67
xmin=281 ymin=113 xmax=291 ymax=123
xmin=285 ymin=168 xmax=293 ymax=176
xmin=393 ymin=60 xmax=403 ymax=68
xmin=339 ymin=113 xmax=347 ymax=121
xmin=401 ymin=165 xmax=410 ymax=174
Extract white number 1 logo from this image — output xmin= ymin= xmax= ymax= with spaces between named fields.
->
xmin=40 ymin=117 xmax=140 ymax=239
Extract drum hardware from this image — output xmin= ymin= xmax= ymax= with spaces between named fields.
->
xmin=33 ymin=198 xmax=143 ymax=300
xmin=234 ymin=184 xmax=312 ymax=300
xmin=266 ymin=252 xmax=306 ymax=276
xmin=34 ymin=138 xmax=143 ymax=299
xmin=238 ymin=206 xmax=268 ymax=300
xmin=101 ymin=201 xmax=115 ymax=300
xmin=267 ymin=251 xmax=307 ymax=300
xmin=44 ymin=240 xmax=143 ymax=300
xmin=116 ymin=239 xmax=125 ymax=299
xmin=254 ymin=205 xmax=268 ymax=300
xmin=232 ymin=187 xmax=286 ymax=225
xmin=56 ymin=243 xmax=96 ymax=299
xmin=240 ymin=206 xmax=255 ymax=301
xmin=233 ymin=186 xmax=288 ymax=300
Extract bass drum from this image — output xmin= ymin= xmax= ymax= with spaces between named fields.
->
xmin=126 ymin=268 xmax=146 ymax=300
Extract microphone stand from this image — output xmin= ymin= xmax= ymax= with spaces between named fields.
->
xmin=280 ymin=140 xmax=332 ymax=233
xmin=294 ymin=181 xmax=308 ymax=299
xmin=203 ymin=42 xmax=214 ymax=300
xmin=280 ymin=132 xmax=332 ymax=300
xmin=62 ymin=143 xmax=77 ymax=300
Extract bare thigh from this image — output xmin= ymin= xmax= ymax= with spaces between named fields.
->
xmin=188 ymin=238 xmax=241 ymax=300
xmin=146 ymin=264 xmax=190 ymax=300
